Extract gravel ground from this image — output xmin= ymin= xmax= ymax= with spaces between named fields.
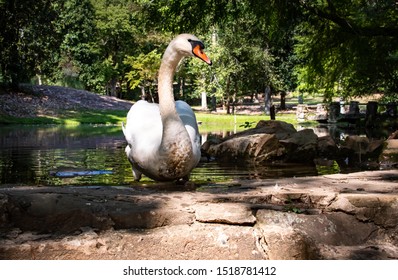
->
xmin=0 ymin=84 xmax=133 ymax=118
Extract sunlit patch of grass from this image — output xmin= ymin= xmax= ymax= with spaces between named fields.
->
xmin=0 ymin=114 xmax=60 ymax=125
xmin=0 ymin=109 xmax=128 ymax=125
xmin=195 ymin=112 xmax=308 ymax=133
xmin=1 ymin=108 xmax=315 ymax=131
xmin=61 ymin=109 xmax=127 ymax=125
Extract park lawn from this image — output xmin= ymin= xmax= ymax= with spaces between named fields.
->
xmin=195 ymin=112 xmax=314 ymax=133
xmin=1 ymin=108 xmax=314 ymax=132
xmin=0 ymin=109 xmax=127 ymax=125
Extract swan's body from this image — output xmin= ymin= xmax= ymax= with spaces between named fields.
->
xmin=122 ymin=34 xmax=211 ymax=181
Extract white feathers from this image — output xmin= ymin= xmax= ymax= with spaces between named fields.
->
xmin=122 ymin=34 xmax=207 ymax=181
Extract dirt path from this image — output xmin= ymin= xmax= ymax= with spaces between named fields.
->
xmin=0 ymin=84 xmax=133 ymax=118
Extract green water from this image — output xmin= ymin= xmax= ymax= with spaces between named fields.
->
xmin=0 ymin=124 xmax=326 ymax=187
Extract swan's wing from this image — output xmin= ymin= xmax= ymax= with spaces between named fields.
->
xmin=176 ymin=100 xmax=201 ymax=162
xmin=176 ymin=100 xmax=199 ymax=130
xmin=123 ymin=100 xmax=162 ymax=157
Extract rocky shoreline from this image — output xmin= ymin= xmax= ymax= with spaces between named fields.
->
xmin=202 ymin=119 xmax=398 ymax=172
xmin=1 ymin=85 xmax=397 ymax=260
xmin=1 ymin=170 xmax=397 ymax=260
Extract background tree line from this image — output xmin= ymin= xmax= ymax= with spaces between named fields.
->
xmin=1 ymin=0 xmax=397 ymax=107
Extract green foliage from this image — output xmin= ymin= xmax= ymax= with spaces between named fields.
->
xmin=124 ymin=50 xmax=161 ymax=90
xmin=55 ymin=0 xmax=97 ymax=88
xmin=87 ymin=0 xmax=141 ymax=95
xmin=293 ymin=0 xmax=398 ymax=100
xmin=1 ymin=0 xmax=397 ymax=102
xmin=284 ymin=196 xmax=303 ymax=213
xmin=0 ymin=0 xmax=62 ymax=86
xmin=182 ymin=1 xmax=280 ymax=112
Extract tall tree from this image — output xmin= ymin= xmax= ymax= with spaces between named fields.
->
xmin=56 ymin=0 xmax=97 ymax=88
xmin=90 ymin=0 xmax=140 ymax=97
xmin=0 ymin=0 xmax=62 ymax=87
xmin=124 ymin=49 xmax=161 ymax=101
xmin=148 ymin=0 xmax=295 ymax=110
xmin=293 ymin=0 xmax=398 ymax=100
xmin=2 ymin=0 xmax=396 ymax=103
xmin=150 ymin=0 xmax=398 ymax=101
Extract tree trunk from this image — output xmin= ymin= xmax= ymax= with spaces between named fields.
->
xmin=108 ymin=78 xmax=118 ymax=97
xmin=386 ymin=102 xmax=397 ymax=117
xmin=232 ymin=82 xmax=237 ymax=115
xmin=211 ymin=96 xmax=217 ymax=112
xmin=201 ymin=92 xmax=207 ymax=110
xmin=280 ymin=91 xmax=286 ymax=110
xmin=328 ymin=102 xmax=341 ymax=123
xmin=140 ymin=86 xmax=146 ymax=100
xmin=270 ymin=105 xmax=276 ymax=120
xmin=226 ymin=77 xmax=231 ymax=114
xmin=148 ymin=87 xmax=155 ymax=103
xmin=264 ymin=85 xmax=271 ymax=115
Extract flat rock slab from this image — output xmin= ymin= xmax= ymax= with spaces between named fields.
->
xmin=195 ymin=203 xmax=256 ymax=225
xmin=0 ymin=170 xmax=397 ymax=260
xmin=0 ymin=224 xmax=262 ymax=260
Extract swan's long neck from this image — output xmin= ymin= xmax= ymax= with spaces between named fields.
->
xmin=158 ymin=44 xmax=182 ymax=119
xmin=158 ymin=43 xmax=193 ymax=163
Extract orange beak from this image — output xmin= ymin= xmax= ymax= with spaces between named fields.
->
xmin=193 ymin=45 xmax=212 ymax=65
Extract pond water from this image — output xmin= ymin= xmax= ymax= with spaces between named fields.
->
xmin=0 ymin=124 xmax=330 ymax=187
xmin=2 ymin=121 xmax=394 ymax=187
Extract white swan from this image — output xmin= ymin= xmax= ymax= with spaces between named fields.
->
xmin=122 ymin=34 xmax=212 ymax=181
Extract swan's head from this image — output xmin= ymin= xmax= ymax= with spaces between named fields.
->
xmin=171 ymin=34 xmax=212 ymax=65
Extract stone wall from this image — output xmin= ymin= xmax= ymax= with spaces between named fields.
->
xmin=0 ymin=170 xmax=397 ymax=260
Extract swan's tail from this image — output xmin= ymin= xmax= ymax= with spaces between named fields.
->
xmin=121 ymin=122 xmax=126 ymax=136
xmin=121 ymin=121 xmax=131 ymax=144
xmin=121 ymin=121 xmax=133 ymax=146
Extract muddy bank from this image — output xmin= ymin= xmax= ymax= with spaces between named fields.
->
xmin=0 ymin=170 xmax=397 ymax=260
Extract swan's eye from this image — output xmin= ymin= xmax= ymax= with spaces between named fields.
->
xmin=188 ymin=39 xmax=204 ymax=49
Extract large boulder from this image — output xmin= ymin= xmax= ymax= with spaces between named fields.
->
xmin=202 ymin=120 xmax=318 ymax=164
xmin=255 ymin=207 xmax=395 ymax=260
xmin=202 ymin=120 xmax=393 ymax=167
xmin=204 ymin=133 xmax=286 ymax=163
xmin=254 ymin=120 xmax=297 ymax=140
xmin=317 ymin=135 xmax=339 ymax=158
xmin=379 ymin=130 xmax=398 ymax=168
xmin=388 ymin=130 xmax=398 ymax=139
xmin=340 ymin=136 xmax=384 ymax=163
xmin=279 ymin=129 xmax=318 ymax=163
xmin=218 ymin=120 xmax=297 ymax=142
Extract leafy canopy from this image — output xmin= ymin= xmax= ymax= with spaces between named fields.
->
xmin=1 ymin=0 xmax=397 ymax=103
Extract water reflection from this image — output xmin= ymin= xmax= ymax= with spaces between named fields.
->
xmin=0 ymin=124 xmax=325 ymax=186
xmin=298 ymin=123 xmax=394 ymax=142
xmin=0 ymin=125 xmax=129 ymax=185
xmin=193 ymin=161 xmax=318 ymax=182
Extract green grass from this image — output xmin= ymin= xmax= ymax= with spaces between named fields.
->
xmin=196 ymin=112 xmax=316 ymax=133
xmin=0 ymin=108 xmax=316 ymax=131
xmin=0 ymin=109 xmax=127 ymax=125
xmin=61 ymin=109 xmax=127 ymax=125
xmin=196 ymin=113 xmax=266 ymax=133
